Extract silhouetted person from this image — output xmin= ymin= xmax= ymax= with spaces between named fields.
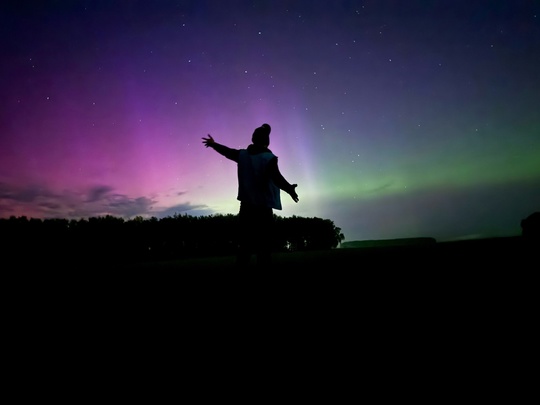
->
xmin=202 ymin=123 xmax=299 ymax=268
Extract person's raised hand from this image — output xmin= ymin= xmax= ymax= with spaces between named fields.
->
xmin=202 ymin=134 xmax=215 ymax=148
xmin=289 ymin=184 xmax=299 ymax=203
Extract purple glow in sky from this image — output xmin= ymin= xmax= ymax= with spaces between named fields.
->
xmin=1 ymin=0 xmax=539 ymax=242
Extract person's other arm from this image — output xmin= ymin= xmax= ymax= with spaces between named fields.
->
xmin=268 ymin=157 xmax=299 ymax=202
xmin=202 ymin=134 xmax=240 ymax=162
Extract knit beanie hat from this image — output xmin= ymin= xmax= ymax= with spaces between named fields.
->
xmin=252 ymin=123 xmax=271 ymax=146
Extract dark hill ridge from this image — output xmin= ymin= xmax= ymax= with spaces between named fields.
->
xmin=340 ymin=237 xmax=436 ymax=249
xmin=7 ymin=234 xmax=533 ymax=271
xmin=116 ymin=235 xmax=530 ymax=270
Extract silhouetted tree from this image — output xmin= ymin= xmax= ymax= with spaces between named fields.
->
xmin=521 ymin=211 xmax=540 ymax=248
xmin=0 ymin=212 xmax=346 ymax=264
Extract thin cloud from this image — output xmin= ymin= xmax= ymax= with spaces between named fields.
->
xmin=0 ymin=182 xmax=206 ymax=220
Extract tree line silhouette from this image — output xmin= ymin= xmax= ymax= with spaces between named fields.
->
xmin=1 ymin=213 xmax=345 ymax=265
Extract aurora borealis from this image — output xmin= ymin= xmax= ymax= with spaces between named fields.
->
xmin=1 ymin=0 xmax=539 ymax=242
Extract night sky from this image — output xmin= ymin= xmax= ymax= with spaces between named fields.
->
xmin=1 ymin=0 xmax=539 ymax=242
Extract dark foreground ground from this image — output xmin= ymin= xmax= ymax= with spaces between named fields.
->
xmin=9 ymin=235 xmax=535 ymax=274
xmin=115 ymin=235 xmax=534 ymax=270
xmin=7 ymin=236 xmax=536 ymax=298
xmin=100 ymin=236 xmax=536 ymax=298
xmin=5 ymin=235 xmax=536 ymax=379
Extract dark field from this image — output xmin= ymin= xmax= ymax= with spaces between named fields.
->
xmin=92 ymin=236 xmax=536 ymax=302
xmin=7 ymin=235 xmax=535 ymax=367
xmin=12 ymin=235 xmax=533 ymax=272
xmin=5 ymin=235 xmax=534 ymax=398
xmin=118 ymin=235 xmax=533 ymax=270
xmin=10 ymin=236 xmax=535 ymax=303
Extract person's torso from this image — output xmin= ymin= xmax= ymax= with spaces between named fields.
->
xmin=237 ymin=149 xmax=282 ymax=209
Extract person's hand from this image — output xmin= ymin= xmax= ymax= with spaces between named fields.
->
xmin=202 ymin=134 xmax=215 ymax=148
xmin=289 ymin=184 xmax=299 ymax=203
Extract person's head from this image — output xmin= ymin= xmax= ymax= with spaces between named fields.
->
xmin=252 ymin=123 xmax=271 ymax=146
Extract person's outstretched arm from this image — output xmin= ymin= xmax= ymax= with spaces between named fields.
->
xmin=268 ymin=157 xmax=299 ymax=203
xmin=202 ymin=134 xmax=240 ymax=162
